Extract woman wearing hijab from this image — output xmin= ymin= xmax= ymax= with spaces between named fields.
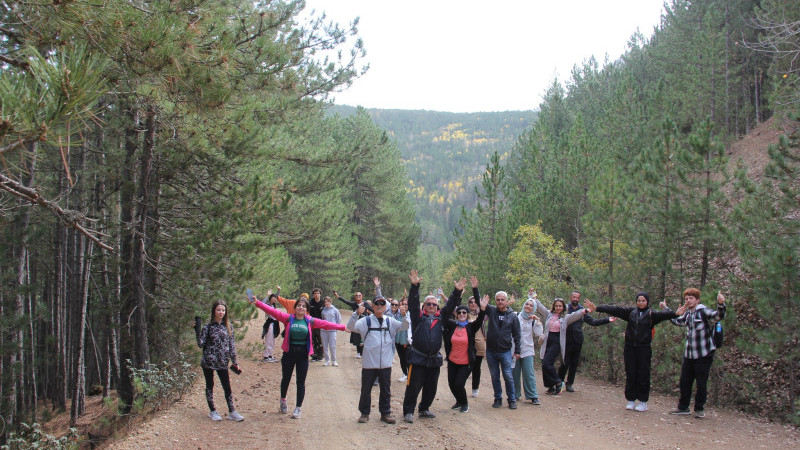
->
xmin=513 ymin=298 xmax=544 ymax=405
xmin=593 ymin=292 xmax=683 ymax=411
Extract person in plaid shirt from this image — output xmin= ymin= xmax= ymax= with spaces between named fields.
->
xmin=668 ymin=288 xmax=727 ymax=418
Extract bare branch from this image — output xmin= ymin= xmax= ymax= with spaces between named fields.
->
xmin=0 ymin=173 xmax=114 ymax=252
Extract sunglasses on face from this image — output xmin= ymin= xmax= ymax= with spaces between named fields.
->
xmin=391 ymin=303 xmax=399 ymax=307
xmin=457 ymin=311 xmax=468 ymax=315
xmin=424 ymin=302 xmax=437 ymax=307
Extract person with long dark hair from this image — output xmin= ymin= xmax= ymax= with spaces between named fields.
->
xmin=248 ymin=293 xmax=347 ymax=419
xmin=194 ymin=300 xmax=244 ymax=422
xmin=592 ymin=292 xmax=682 ymax=412
xmin=530 ymin=294 xmax=594 ymax=396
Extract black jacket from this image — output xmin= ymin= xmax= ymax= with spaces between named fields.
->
xmin=565 ymin=303 xmax=611 ymax=345
xmin=597 ymin=305 xmax=677 ymax=347
xmin=407 ymin=283 xmax=461 ymax=367
xmin=262 ymin=315 xmax=281 ymax=339
xmin=478 ymin=287 xmax=521 ymax=355
xmin=443 ymin=307 xmax=486 ymax=365
xmin=309 ymin=298 xmax=324 ymax=319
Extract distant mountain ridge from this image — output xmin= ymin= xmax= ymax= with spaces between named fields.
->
xmin=328 ymin=105 xmax=536 ymax=249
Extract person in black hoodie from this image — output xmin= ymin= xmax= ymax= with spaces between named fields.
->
xmin=309 ymin=288 xmax=324 ymax=361
xmin=443 ymin=278 xmax=487 ymax=413
xmin=481 ymin=282 xmax=522 ymax=410
xmin=593 ymin=292 xmax=683 ymax=412
xmin=402 ymin=270 xmax=466 ymax=423
xmin=558 ymin=290 xmax=615 ymax=392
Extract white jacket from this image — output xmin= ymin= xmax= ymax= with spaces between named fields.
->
xmin=347 ymin=313 xmax=409 ymax=369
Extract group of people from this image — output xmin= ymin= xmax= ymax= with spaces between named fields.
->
xmin=193 ymin=272 xmax=727 ymax=424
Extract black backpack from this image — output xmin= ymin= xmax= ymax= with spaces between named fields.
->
xmin=702 ymin=313 xmax=723 ymax=348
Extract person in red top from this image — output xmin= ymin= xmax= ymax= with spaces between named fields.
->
xmin=443 ymin=282 xmax=488 ymax=413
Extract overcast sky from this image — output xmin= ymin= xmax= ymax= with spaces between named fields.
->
xmin=302 ymin=0 xmax=666 ymax=112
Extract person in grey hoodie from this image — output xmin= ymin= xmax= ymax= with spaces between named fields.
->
xmin=347 ymin=278 xmax=409 ymax=425
xmin=320 ymin=296 xmax=342 ymax=366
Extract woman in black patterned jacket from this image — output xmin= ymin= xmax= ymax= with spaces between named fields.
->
xmin=194 ymin=300 xmax=244 ymax=422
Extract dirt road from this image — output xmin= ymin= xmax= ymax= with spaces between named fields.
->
xmin=107 ymin=310 xmax=800 ymax=449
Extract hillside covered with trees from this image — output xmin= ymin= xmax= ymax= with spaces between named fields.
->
xmin=1 ymin=0 xmax=799 ymax=445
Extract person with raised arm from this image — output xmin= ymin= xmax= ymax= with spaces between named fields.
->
xmin=334 ymin=288 xmax=373 ymax=359
xmin=443 ymin=277 xmax=488 ymax=413
xmin=592 ymin=292 xmax=683 ymax=412
xmin=389 ymin=295 xmax=412 ymax=381
xmin=482 ymin=285 xmax=522 ymax=409
xmin=667 ymin=289 xmax=727 ymax=418
xmin=528 ymin=292 xmax=594 ymax=397
xmin=402 ymin=270 xmax=466 ymax=423
xmin=346 ymin=277 xmax=409 ymax=424
xmin=512 ymin=297 xmax=544 ymax=405
xmin=558 ymin=290 xmax=615 ymax=392
xmin=247 ymin=292 xmax=347 ymax=419
xmin=467 ymin=293 xmax=488 ymax=398
xmin=194 ymin=300 xmax=244 ymax=422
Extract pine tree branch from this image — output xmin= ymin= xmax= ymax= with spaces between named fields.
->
xmin=0 ymin=173 xmax=114 ymax=252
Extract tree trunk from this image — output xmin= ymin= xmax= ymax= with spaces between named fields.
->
xmin=70 ymin=240 xmax=93 ymax=426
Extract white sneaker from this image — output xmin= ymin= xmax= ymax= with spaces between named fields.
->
xmin=333 ymin=361 xmax=339 ymax=367
xmin=228 ymin=410 xmax=244 ymax=421
xmin=634 ymin=402 xmax=648 ymax=412
xmin=626 ymin=401 xmax=636 ymax=410
xmin=209 ymin=410 xmax=222 ymax=421
xmin=398 ymin=375 xmax=407 ymax=382
xmin=291 ymin=407 xmax=301 ymax=419
xmin=323 ymin=361 xmax=330 ymax=366
xmin=355 ymin=354 xmax=361 ymax=359
xmin=472 ymin=389 xmax=479 ymax=398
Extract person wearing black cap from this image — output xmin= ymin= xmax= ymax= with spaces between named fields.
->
xmin=443 ymin=285 xmax=488 ymax=412
xmin=402 ymin=270 xmax=466 ymax=423
xmin=347 ymin=277 xmax=409 ymax=424
xmin=591 ymin=292 xmax=683 ymax=412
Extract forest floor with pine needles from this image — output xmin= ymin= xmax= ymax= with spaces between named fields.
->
xmin=89 ymin=309 xmax=800 ymax=450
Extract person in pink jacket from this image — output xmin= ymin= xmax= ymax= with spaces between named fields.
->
xmin=248 ymin=294 xmax=347 ymax=419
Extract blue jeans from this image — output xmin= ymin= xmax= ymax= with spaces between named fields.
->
xmin=486 ymin=349 xmax=515 ymax=402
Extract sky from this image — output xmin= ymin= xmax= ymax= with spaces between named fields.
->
xmin=302 ymin=0 xmax=667 ymax=113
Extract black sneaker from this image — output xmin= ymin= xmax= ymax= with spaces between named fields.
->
xmin=531 ymin=398 xmax=541 ymax=405
xmin=670 ymin=408 xmax=691 ymax=415
xmin=546 ymin=386 xmax=556 ymax=395
xmin=418 ymin=410 xmax=436 ymax=419
xmin=460 ymin=404 xmax=469 ymax=413
xmin=565 ymin=384 xmax=575 ymax=392
xmin=508 ymin=401 xmax=517 ymax=410
xmin=450 ymin=403 xmax=461 ymax=410
xmin=554 ymin=383 xmax=563 ymax=395
xmin=492 ymin=398 xmax=503 ymax=408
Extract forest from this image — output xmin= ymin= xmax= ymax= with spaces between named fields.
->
xmin=0 ymin=0 xmax=799 ymax=445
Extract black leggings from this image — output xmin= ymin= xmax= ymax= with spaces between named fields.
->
xmin=396 ymin=343 xmax=409 ymax=375
xmin=281 ymin=346 xmax=310 ymax=407
xmin=202 ymin=367 xmax=234 ymax=412
xmin=471 ymin=355 xmax=484 ymax=390
xmin=448 ymin=360 xmax=472 ymax=405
